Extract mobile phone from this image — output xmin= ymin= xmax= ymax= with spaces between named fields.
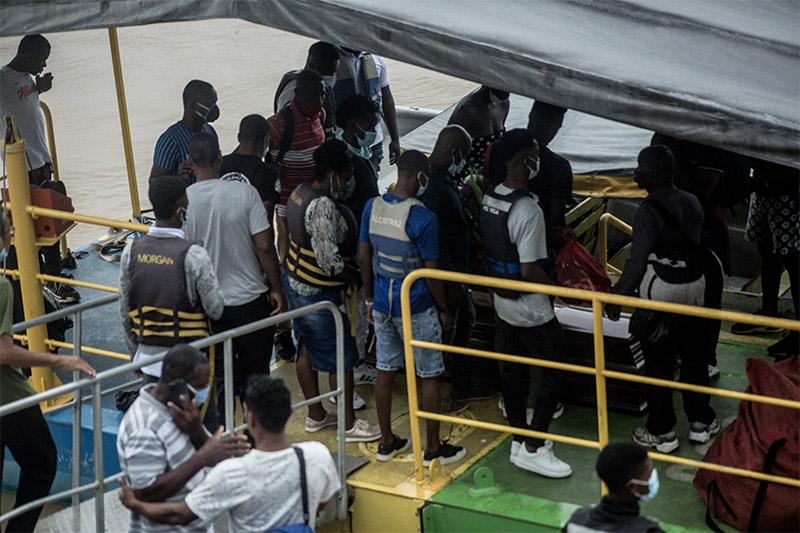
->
xmin=168 ymin=379 xmax=195 ymax=408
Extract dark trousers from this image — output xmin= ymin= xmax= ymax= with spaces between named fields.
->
xmin=496 ymin=316 xmax=567 ymax=448
xmin=637 ymin=312 xmax=717 ymax=434
xmin=0 ymin=405 xmax=57 ymax=532
xmin=29 ymin=164 xmax=63 ymax=277
xmin=445 ymin=284 xmax=478 ymax=397
xmin=212 ymin=293 xmax=275 ymax=424
xmin=699 ymin=250 xmax=725 ymax=367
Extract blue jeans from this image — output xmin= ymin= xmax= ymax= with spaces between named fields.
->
xmin=281 ymin=275 xmax=357 ymax=373
xmin=373 ymin=306 xmax=444 ymax=378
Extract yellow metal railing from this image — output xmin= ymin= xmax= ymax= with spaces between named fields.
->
xmin=400 ymin=269 xmax=800 ymax=493
xmin=598 ymin=212 xmax=632 ymax=276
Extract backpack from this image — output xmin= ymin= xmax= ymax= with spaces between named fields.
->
xmin=266 ymin=447 xmax=313 ymax=533
xmin=694 ymin=357 xmax=799 ymax=532
xmin=638 ymin=199 xmax=706 ymax=306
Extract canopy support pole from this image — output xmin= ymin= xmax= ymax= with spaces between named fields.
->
xmin=108 ymin=27 xmax=141 ymax=217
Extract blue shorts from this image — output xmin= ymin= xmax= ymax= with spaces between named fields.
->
xmin=281 ymin=275 xmax=357 ymax=373
xmin=373 ymin=306 xmax=444 ymax=378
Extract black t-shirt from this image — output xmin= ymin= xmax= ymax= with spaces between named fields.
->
xmin=220 ymin=153 xmax=279 ymax=204
xmin=419 ymin=167 xmax=470 ymax=272
xmin=343 ymin=155 xmax=379 ymax=224
xmin=528 ymin=145 xmax=573 ymax=230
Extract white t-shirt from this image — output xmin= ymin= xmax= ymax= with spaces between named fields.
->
xmin=492 ymin=184 xmax=556 ymax=328
xmin=185 ymin=442 xmax=340 ymax=532
xmin=342 ymin=53 xmax=389 ymax=146
xmin=0 ymin=65 xmax=51 ymax=170
xmin=184 ymin=177 xmax=270 ymax=307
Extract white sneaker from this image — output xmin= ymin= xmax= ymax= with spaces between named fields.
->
xmin=329 ymin=390 xmax=367 ymax=410
xmin=354 ymin=361 xmax=377 ymax=386
xmin=688 ymin=419 xmax=721 ymax=444
xmin=305 ymin=412 xmax=337 ymax=433
xmin=510 ymin=440 xmax=521 ymax=461
xmin=512 ymin=443 xmax=572 ymax=478
xmin=344 ymin=419 xmax=381 ymax=442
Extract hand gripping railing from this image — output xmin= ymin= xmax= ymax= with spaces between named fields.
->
xmin=400 ymin=268 xmax=800 ymax=493
xmin=0 ymin=299 xmax=348 ymax=530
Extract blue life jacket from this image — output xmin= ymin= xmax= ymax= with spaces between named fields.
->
xmin=368 ymin=196 xmax=424 ymax=280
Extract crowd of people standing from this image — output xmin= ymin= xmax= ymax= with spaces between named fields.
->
xmin=0 ymin=33 xmax=798 ymax=532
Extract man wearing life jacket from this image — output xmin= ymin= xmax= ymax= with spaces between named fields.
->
xmin=283 ymin=140 xmax=380 ymax=443
xmin=119 ymin=176 xmax=224 ymax=424
xmin=480 ymin=129 xmax=572 ymax=479
xmin=359 ymin=150 xmax=466 ymax=465
xmin=333 ymin=48 xmax=400 ymax=172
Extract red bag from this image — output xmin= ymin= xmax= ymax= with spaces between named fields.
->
xmin=693 ymin=357 xmax=800 ymax=532
xmin=555 ymin=237 xmax=611 ymax=293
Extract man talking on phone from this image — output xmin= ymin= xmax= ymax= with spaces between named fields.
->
xmin=117 ymin=344 xmax=251 ymax=533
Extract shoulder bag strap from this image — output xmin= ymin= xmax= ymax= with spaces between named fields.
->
xmin=277 ymin=106 xmax=295 ymax=164
xmin=293 ymin=447 xmax=310 ymax=525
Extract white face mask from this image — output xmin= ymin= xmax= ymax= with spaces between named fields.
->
xmin=448 ymin=153 xmax=467 ymax=176
xmin=321 ymin=75 xmax=336 ymax=88
xmin=526 ymin=157 xmax=540 ymax=181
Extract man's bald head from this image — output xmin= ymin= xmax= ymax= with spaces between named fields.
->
xmin=430 ymin=125 xmax=472 ymax=170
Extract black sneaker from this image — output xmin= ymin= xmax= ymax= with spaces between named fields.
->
xmin=275 ymin=330 xmax=296 ymax=361
xmin=376 ymin=435 xmax=410 ymax=462
xmin=423 ymin=442 xmax=466 ymax=466
xmin=730 ymin=310 xmax=783 ymax=335
xmin=43 ymin=282 xmax=80 ymax=304
xmin=768 ymin=331 xmax=799 ymax=358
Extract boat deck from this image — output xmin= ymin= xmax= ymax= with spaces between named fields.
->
xmin=10 ymin=244 xmax=793 ymax=532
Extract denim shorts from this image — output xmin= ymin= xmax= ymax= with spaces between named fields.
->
xmin=373 ymin=306 xmax=444 ymax=378
xmin=281 ymin=275 xmax=357 ymax=373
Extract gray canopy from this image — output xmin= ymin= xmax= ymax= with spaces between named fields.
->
xmin=3 ymin=0 xmax=798 ymax=168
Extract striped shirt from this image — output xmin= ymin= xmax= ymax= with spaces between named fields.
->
xmin=153 ymin=121 xmax=217 ymax=183
xmin=267 ymin=100 xmax=325 ymax=214
xmin=117 ymin=385 xmax=210 ymax=533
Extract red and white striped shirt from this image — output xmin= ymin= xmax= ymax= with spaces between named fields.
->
xmin=267 ymin=100 xmax=325 ymax=215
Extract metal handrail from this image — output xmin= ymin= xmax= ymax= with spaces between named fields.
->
xmin=0 ymin=300 xmax=348 ymax=529
xmin=400 ymin=268 xmax=800 ymax=491
xmin=598 ymin=212 xmax=632 ymax=276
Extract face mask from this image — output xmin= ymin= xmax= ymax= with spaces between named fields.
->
xmin=356 ymin=125 xmax=378 ymax=148
xmin=195 ymin=102 xmax=220 ymax=123
xmin=630 ymin=468 xmax=659 ymax=503
xmin=416 ymin=172 xmax=429 ymax=197
xmin=321 ymin=75 xmax=336 ymax=88
xmin=336 ymin=128 xmax=372 ymax=160
xmin=0 ymin=248 xmax=7 ymax=263
xmin=177 ymin=207 xmax=188 ymax=224
xmin=193 ymin=385 xmax=210 ymax=406
xmin=330 ymin=174 xmax=345 ymax=200
xmin=448 ymin=154 xmax=467 ymax=176
xmin=526 ymin=157 xmax=540 ymax=181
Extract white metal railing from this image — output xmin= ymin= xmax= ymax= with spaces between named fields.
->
xmin=0 ymin=296 xmax=347 ymax=530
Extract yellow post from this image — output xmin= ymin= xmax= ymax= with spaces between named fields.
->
xmin=400 ymin=278 xmax=425 ymax=483
xmin=39 ymin=101 xmax=69 ymax=260
xmin=598 ymin=214 xmax=609 ymax=273
xmin=4 ymin=125 xmax=57 ymax=393
xmin=591 ymin=299 xmax=610 ymax=495
xmin=108 ymin=27 xmax=141 ymax=217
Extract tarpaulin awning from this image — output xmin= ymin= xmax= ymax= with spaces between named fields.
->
xmin=2 ymin=0 xmax=798 ymax=168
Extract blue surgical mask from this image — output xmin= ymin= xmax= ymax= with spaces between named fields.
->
xmin=0 ymin=249 xmax=7 ymax=263
xmin=527 ymin=158 xmax=540 ymax=181
xmin=416 ymin=172 xmax=429 ymax=198
xmin=321 ymin=75 xmax=336 ymax=88
xmin=630 ymin=468 xmax=659 ymax=503
xmin=193 ymin=385 xmax=210 ymax=406
xmin=357 ymin=126 xmax=378 ymax=148
xmin=448 ymin=155 xmax=467 ymax=176
xmin=336 ymin=128 xmax=372 ymax=160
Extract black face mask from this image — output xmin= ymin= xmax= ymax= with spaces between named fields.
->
xmin=194 ymin=102 xmax=220 ymax=123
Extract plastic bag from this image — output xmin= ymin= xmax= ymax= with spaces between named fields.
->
xmin=555 ymin=238 xmax=611 ymax=293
